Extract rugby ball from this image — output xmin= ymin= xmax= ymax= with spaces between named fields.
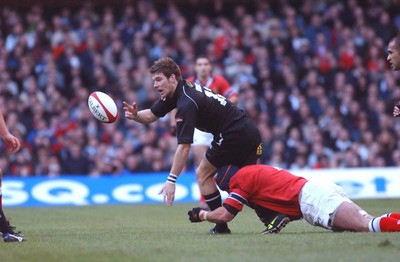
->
xmin=88 ymin=91 xmax=118 ymax=123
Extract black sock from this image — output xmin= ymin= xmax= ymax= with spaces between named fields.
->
xmin=0 ymin=209 xmax=8 ymax=234
xmin=204 ymin=191 xmax=222 ymax=211
xmin=204 ymin=191 xmax=228 ymax=229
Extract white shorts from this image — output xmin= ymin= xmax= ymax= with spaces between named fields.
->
xmin=192 ymin=128 xmax=213 ymax=146
xmin=299 ymin=180 xmax=352 ymax=230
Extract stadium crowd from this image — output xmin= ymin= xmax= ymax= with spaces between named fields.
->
xmin=0 ymin=0 xmax=400 ymax=177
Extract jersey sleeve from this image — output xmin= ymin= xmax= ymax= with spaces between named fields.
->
xmin=222 ymin=175 xmax=251 ymax=215
xmin=216 ymin=75 xmax=237 ymax=98
xmin=175 ymin=100 xmax=197 ymax=144
xmin=150 ymin=99 xmax=175 ymax=118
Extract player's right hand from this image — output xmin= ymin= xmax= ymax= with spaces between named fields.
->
xmin=123 ymin=101 xmax=138 ymax=120
xmin=393 ymin=102 xmax=400 ymax=117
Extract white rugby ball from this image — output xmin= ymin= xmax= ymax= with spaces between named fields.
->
xmin=88 ymin=91 xmax=118 ymax=123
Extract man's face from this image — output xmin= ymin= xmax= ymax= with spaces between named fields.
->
xmin=387 ymin=41 xmax=400 ymax=71
xmin=195 ymin=58 xmax=212 ymax=78
xmin=152 ymin=72 xmax=176 ymax=100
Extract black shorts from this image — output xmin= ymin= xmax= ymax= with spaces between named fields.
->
xmin=205 ymin=118 xmax=262 ymax=169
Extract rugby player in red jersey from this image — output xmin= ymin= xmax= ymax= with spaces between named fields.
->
xmin=188 ymin=165 xmax=400 ymax=233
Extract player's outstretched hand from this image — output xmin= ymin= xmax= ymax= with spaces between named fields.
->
xmin=123 ymin=101 xmax=138 ymax=120
xmin=188 ymin=207 xmax=203 ymax=223
xmin=393 ymin=102 xmax=400 ymax=117
xmin=158 ymin=182 xmax=176 ymax=206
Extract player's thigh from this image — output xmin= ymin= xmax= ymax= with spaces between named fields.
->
xmin=193 ymin=145 xmax=209 ymax=166
xmin=196 ymin=157 xmax=218 ymax=182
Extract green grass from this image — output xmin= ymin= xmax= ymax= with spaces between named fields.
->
xmin=1 ymin=199 xmax=400 ymax=262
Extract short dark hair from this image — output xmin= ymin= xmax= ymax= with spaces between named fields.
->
xmin=390 ymin=35 xmax=400 ymax=50
xmin=149 ymin=57 xmax=182 ymax=81
xmin=195 ymin=55 xmax=211 ymax=63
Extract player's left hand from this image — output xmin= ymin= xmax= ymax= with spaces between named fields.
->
xmin=188 ymin=207 xmax=203 ymax=223
xmin=158 ymin=182 xmax=176 ymax=206
xmin=393 ymin=102 xmax=400 ymax=117
xmin=2 ymin=133 xmax=21 ymax=153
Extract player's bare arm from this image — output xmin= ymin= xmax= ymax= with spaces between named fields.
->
xmin=169 ymin=108 xmax=177 ymax=135
xmin=158 ymin=143 xmax=191 ymax=206
xmin=123 ymin=101 xmax=159 ymax=123
xmin=188 ymin=206 xmax=236 ymax=223
xmin=229 ymin=94 xmax=239 ymax=105
xmin=170 ymin=143 xmax=191 ymax=178
xmin=393 ymin=102 xmax=400 ymax=117
xmin=0 ymin=112 xmax=21 ymax=152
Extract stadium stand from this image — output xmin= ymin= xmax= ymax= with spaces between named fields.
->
xmin=0 ymin=0 xmax=400 ymax=176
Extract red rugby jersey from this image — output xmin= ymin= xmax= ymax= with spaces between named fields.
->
xmin=224 ymin=165 xmax=308 ymax=220
xmin=187 ymin=74 xmax=236 ymax=99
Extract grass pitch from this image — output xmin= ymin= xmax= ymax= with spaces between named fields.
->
xmin=0 ymin=199 xmax=399 ymax=262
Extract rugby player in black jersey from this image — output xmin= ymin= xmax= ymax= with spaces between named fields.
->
xmin=123 ymin=57 xmax=286 ymax=234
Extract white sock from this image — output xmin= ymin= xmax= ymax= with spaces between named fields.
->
xmin=368 ymin=217 xmax=381 ymax=232
xmin=380 ymin=213 xmax=390 ymax=218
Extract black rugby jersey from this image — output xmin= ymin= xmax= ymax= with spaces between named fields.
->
xmin=151 ymin=80 xmax=246 ymax=144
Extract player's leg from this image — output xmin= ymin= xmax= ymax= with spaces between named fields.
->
xmin=334 ymin=203 xmax=400 ymax=232
xmin=192 ymin=129 xmax=214 ymax=210
xmin=368 ymin=215 xmax=400 ymax=232
xmin=193 ymin=144 xmax=210 ymax=210
xmin=331 ymin=202 xmax=373 ymax=232
xmin=300 ymin=181 xmax=400 ymax=233
xmin=0 ymin=208 xmax=8 ymax=234
xmin=196 ymin=158 xmax=230 ymax=233
xmin=196 ymin=157 xmax=219 ymax=196
xmin=0 ymin=169 xmax=25 ymax=242
xmin=0 ymin=208 xmax=25 ymax=242
xmin=193 ymin=145 xmax=208 ymax=167
xmin=380 ymin=213 xmax=400 ymax=219
xmin=299 ymin=180 xmax=364 ymax=231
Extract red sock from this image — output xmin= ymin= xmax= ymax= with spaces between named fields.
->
xmin=200 ymin=194 xmax=205 ymax=204
xmin=379 ymin=217 xmax=400 ymax=232
xmin=387 ymin=213 xmax=400 ymax=219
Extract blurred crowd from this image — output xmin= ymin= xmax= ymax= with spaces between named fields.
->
xmin=1 ymin=0 xmax=400 ymax=177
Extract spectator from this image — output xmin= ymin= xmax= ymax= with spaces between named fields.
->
xmin=0 ymin=0 xmax=399 ymax=177
xmin=61 ymin=143 xmax=90 ymax=175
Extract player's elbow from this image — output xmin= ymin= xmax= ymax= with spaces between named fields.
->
xmin=220 ymin=215 xmax=234 ymax=223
